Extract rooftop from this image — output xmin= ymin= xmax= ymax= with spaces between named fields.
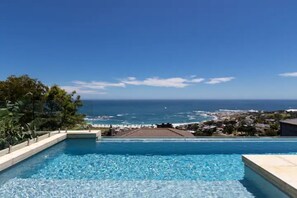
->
xmin=118 ymin=128 xmax=195 ymax=138
xmin=280 ymin=118 xmax=297 ymax=126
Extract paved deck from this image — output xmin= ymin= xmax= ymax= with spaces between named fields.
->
xmin=119 ymin=128 xmax=195 ymax=137
xmin=0 ymin=133 xmax=67 ymax=172
xmin=66 ymin=130 xmax=101 ymax=139
xmin=243 ymin=155 xmax=297 ymax=197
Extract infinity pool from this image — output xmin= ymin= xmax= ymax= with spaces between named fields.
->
xmin=0 ymin=139 xmax=297 ymax=197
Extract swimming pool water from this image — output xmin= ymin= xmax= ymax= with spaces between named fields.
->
xmin=0 ymin=139 xmax=296 ymax=198
xmin=29 ymin=154 xmax=243 ymax=181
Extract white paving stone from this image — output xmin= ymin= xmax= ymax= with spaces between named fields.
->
xmin=243 ymin=155 xmax=297 ymax=197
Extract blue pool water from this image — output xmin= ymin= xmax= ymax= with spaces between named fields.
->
xmin=0 ymin=139 xmax=296 ymax=197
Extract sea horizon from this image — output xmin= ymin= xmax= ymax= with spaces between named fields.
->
xmin=80 ymin=99 xmax=297 ymax=126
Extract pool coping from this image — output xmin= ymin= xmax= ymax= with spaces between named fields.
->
xmin=243 ymin=155 xmax=297 ymax=198
xmin=0 ymin=130 xmax=101 ymax=172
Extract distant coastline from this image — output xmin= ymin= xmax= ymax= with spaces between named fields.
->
xmin=81 ymin=100 xmax=297 ymax=128
xmin=92 ymin=109 xmax=297 ymax=137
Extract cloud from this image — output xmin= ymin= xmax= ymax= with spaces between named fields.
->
xmin=127 ymin=77 xmax=137 ymax=81
xmin=72 ymin=81 xmax=125 ymax=89
xmin=61 ymin=75 xmax=234 ymax=95
xmin=279 ymin=72 xmax=297 ymax=77
xmin=61 ymin=80 xmax=125 ymax=95
xmin=205 ymin=77 xmax=235 ymax=84
xmin=122 ymin=77 xmax=205 ymax=88
xmin=189 ymin=78 xmax=205 ymax=83
xmin=61 ymin=86 xmax=107 ymax=95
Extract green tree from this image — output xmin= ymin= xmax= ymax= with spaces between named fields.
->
xmin=223 ymin=124 xmax=235 ymax=134
xmin=0 ymin=101 xmax=24 ymax=149
xmin=0 ymin=75 xmax=48 ymax=102
xmin=270 ymin=123 xmax=279 ymax=131
xmin=41 ymin=85 xmax=85 ymax=130
xmin=0 ymin=75 xmax=85 ymax=148
xmin=0 ymin=75 xmax=48 ymax=125
xmin=238 ymin=125 xmax=257 ymax=136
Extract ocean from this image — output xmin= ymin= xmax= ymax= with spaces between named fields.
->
xmin=79 ymin=100 xmax=297 ymax=125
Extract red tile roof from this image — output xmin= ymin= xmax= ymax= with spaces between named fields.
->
xmin=119 ymin=128 xmax=195 ymax=138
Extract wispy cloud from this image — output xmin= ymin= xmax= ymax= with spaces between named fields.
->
xmin=189 ymin=78 xmax=205 ymax=83
xmin=122 ymin=77 xmax=205 ymax=88
xmin=205 ymin=77 xmax=235 ymax=84
xmin=61 ymin=75 xmax=234 ymax=95
xmin=279 ymin=72 xmax=297 ymax=77
xmin=61 ymin=80 xmax=125 ymax=95
xmin=61 ymin=86 xmax=107 ymax=95
xmin=72 ymin=81 xmax=125 ymax=89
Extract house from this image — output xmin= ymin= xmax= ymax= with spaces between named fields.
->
xmin=280 ymin=119 xmax=297 ymax=136
xmin=118 ymin=128 xmax=195 ymax=137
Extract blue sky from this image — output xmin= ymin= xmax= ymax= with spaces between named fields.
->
xmin=1 ymin=0 xmax=297 ymax=99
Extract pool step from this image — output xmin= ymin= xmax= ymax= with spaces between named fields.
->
xmin=243 ymin=155 xmax=297 ymax=198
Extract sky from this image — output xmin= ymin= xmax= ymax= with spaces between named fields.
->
xmin=0 ymin=0 xmax=297 ymax=99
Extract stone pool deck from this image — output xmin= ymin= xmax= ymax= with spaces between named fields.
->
xmin=243 ymin=155 xmax=297 ymax=198
xmin=67 ymin=130 xmax=101 ymax=139
xmin=0 ymin=130 xmax=100 ymax=172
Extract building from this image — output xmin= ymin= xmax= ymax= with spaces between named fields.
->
xmin=280 ymin=119 xmax=297 ymax=136
xmin=118 ymin=128 xmax=195 ymax=138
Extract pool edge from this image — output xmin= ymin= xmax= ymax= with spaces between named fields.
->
xmin=0 ymin=133 xmax=67 ymax=172
xmin=0 ymin=130 xmax=101 ymax=172
xmin=243 ymin=155 xmax=297 ymax=198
